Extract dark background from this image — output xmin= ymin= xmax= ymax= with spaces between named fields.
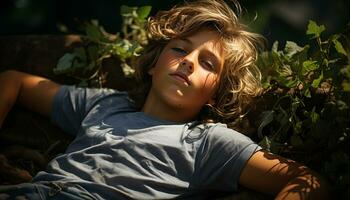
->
xmin=0 ymin=0 xmax=349 ymax=47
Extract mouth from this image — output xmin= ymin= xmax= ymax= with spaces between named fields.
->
xmin=170 ymin=72 xmax=191 ymax=86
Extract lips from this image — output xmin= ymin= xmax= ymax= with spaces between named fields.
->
xmin=170 ymin=72 xmax=191 ymax=86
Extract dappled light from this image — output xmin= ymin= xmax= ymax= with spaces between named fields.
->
xmin=0 ymin=0 xmax=348 ymax=199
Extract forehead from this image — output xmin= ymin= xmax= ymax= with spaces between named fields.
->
xmin=173 ymin=29 xmax=225 ymax=64
xmin=178 ymin=29 xmax=223 ymax=49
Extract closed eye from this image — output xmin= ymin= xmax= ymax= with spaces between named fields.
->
xmin=201 ymin=60 xmax=216 ymax=72
xmin=171 ymin=47 xmax=187 ymax=54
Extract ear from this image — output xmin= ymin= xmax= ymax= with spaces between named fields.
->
xmin=148 ymin=67 xmax=155 ymax=75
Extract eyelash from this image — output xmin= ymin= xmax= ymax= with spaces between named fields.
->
xmin=171 ymin=47 xmax=216 ymax=71
xmin=201 ymin=60 xmax=215 ymax=71
xmin=171 ymin=47 xmax=187 ymax=54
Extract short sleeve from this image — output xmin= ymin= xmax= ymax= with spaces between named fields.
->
xmin=51 ymin=85 xmax=117 ymax=136
xmin=194 ymin=123 xmax=261 ymax=192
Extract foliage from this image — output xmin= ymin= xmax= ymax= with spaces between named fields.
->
xmin=54 ymin=5 xmax=151 ymax=87
xmin=256 ymin=20 xmax=350 ymax=199
xmin=54 ymin=5 xmax=350 ymax=197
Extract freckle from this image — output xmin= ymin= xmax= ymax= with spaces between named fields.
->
xmin=176 ymin=89 xmax=183 ymax=96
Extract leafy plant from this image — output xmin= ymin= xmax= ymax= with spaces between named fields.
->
xmin=54 ymin=5 xmax=151 ymax=87
xmin=256 ymin=20 xmax=350 ymax=199
xmin=54 ymin=5 xmax=350 ymax=197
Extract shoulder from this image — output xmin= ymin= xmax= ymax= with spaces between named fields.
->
xmin=192 ymin=122 xmax=262 ymax=190
xmin=61 ymin=85 xmax=128 ymax=101
xmin=57 ymin=85 xmax=135 ymax=112
xmin=61 ymin=85 xmax=125 ymax=98
xmin=205 ymin=122 xmax=255 ymax=144
xmin=195 ymin=122 xmax=261 ymax=157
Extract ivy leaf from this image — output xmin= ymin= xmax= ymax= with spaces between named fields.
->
xmin=306 ymin=20 xmax=325 ymax=38
xmin=336 ymin=100 xmax=349 ymax=111
xmin=54 ymin=53 xmax=75 ymax=74
xmin=259 ymin=136 xmax=272 ymax=152
xmin=311 ymin=71 xmax=323 ymax=88
xmin=293 ymin=121 xmax=302 ymax=134
xmin=332 ymin=38 xmax=347 ymax=56
xmin=291 ymin=97 xmax=302 ymax=114
xmin=121 ymin=63 xmax=135 ymax=77
xmin=120 ymin=5 xmax=134 ymax=16
xmin=258 ymin=136 xmax=282 ymax=153
xmin=136 ymin=6 xmax=151 ymax=20
xmin=75 ymin=47 xmax=87 ymax=63
xmin=285 ymin=79 xmax=299 ymax=88
xmin=343 ymin=82 xmax=350 ymax=92
xmin=272 ymin=41 xmax=279 ymax=53
xmin=261 ymin=78 xmax=271 ymax=89
xmin=284 ymin=41 xmax=304 ymax=58
xmin=257 ymin=110 xmax=275 ymax=138
xmin=87 ymin=45 xmax=99 ymax=62
xmin=303 ymin=86 xmax=311 ymax=98
xmin=85 ymin=22 xmax=103 ymax=42
xmin=55 ymin=48 xmax=90 ymax=75
xmin=276 ymin=105 xmax=289 ymax=128
xmin=302 ymin=60 xmax=318 ymax=74
xmin=310 ymin=107 xmax=320 ymax=123
xmin=278 ymin=64 xmax=293 ymax=77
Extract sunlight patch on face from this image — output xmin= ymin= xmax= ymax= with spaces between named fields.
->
xmin=176 ymin=89 xmax=184 ymax=96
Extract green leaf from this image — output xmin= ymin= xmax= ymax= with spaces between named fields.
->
xmin=54 ymin=53 xmax=75 ymax=74
xmin=302 ymin=60 xmax=318 ymax=74
xmin=293 ymin=121 xmax=302 ymax=134
xmin=75 ymin=47 xmax=87 ymax=62
xmin=277 ymin=64 xmax=293 ymax=77
xmin=259 ymin=136 xmax=272 ymax=152
xmin=311 ymin=71 xmax=323 ymax=88
xmin=87 ymin=45 xmax=99 ymax=61
xmin=285 ymin=79 xmax=299 ymax=88
xmin=121 ymin=63 xmax=135 ymax=77
xmin=303 ymin=87 xmax=311 ymax=98
xmin=291 ymin=97 xmax=302 ymax=113
xmin=332 ymin=38 xmax=347 ymax=56
xmin=257 ymin=110 xmax=275 ymax=138
xmin=343 ymin=82 xmax=350 ymax=92
xmin=86 ymin=22 xmax=103 ymax=42
xmin=306 ymin=20 xmax=325 ymax=38
xmin=336 ymin=100 xmax=349 ymax=111
xmin=261 ymin=80 xmax=271 ymax=89
xmin=136 ymin=6 xmax=151 ymax=19
xmin=310 ymin=107 xmax=320 ymax=123
xmin=120 ymin=5 xmax=134 ymax=16
xmin=272 ymin=41 xmax=279 ymax=53
xmin=284 ymin=41 xmax=304 ymax=58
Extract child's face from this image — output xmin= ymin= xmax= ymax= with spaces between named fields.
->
xmin=147 ymin=29 xmax=224 ymax=120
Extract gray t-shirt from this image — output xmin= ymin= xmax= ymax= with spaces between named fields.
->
xmin=33 ymin=86 xmax=261 ymax=199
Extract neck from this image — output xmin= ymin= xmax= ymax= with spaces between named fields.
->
xmin=141 ymin=91 xmax=195 ymax=123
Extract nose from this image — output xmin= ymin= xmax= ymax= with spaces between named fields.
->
xmin=180 ymin=53 xmax=196 ymax=73
xmin=180 ymin=60 xmax=194 ymax=73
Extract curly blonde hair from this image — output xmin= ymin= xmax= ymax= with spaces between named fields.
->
xmin=131 ymin=0 xmax=264 ymax=123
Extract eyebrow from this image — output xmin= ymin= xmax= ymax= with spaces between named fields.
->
xmin=178 ymin=38 xmax=193 ymax=45
xmin=176 ymin=38 xmax=223 ymax=68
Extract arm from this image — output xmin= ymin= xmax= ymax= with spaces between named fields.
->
xmin=239 ymin=150 xmax=330 ymax=200
xmin=0 ymin=70 xmax=60 ymax=128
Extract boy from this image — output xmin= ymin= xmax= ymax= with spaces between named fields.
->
xmin=0 ymin=0 xmax=329 ymax=199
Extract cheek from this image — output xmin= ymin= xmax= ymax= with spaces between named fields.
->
xmin=154 ymin=51 xmax=179 ymax=72
xmin=198 ymin=72 xmax=220 ymax=96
